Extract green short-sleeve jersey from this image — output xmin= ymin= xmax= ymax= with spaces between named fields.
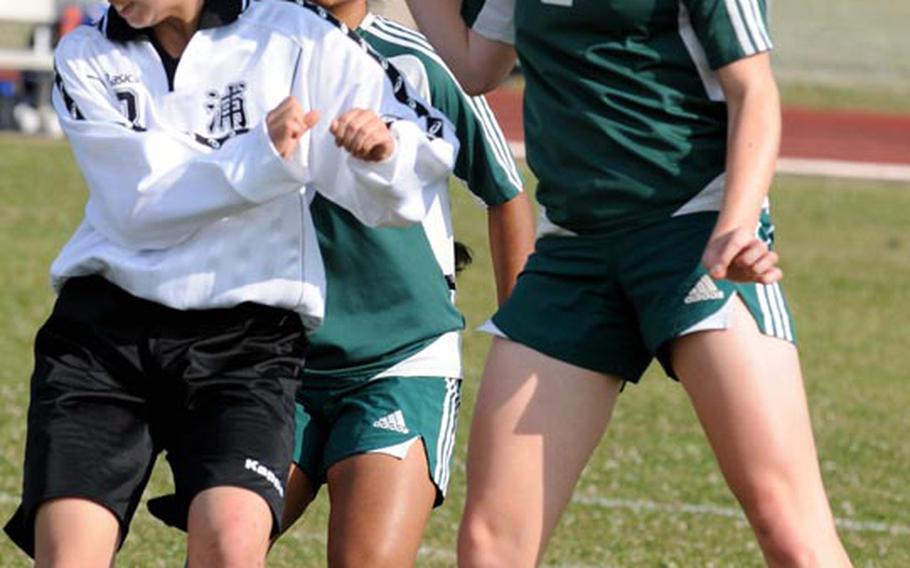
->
xmin=465 ymin=0 xmax=773 ymax=234
xmin=303 ymin=13 xmax=523 ymax=380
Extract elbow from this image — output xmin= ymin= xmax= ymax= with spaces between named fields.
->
xmin=460 ymin=77 xmax=495 ymax=97
xmin=445 ymin=57 xmax=508 ymax=95
xmin=458 ymin=67 xmax=506 ymax=96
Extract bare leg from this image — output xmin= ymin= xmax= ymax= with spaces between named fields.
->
xmin=34 ymin=498 xmax=119 ymax=568
xmin=325 ymin=441 xmax=437 ymax=568
xmin=278 ymin=463 xmax=319 ymax=535
xmin=672 ymin=298 xmax=851 ymax=567
xmin=186 ymin=487 xmax=273 ymax=568
xmin=457 ymin=338 xmax=623 ymax=567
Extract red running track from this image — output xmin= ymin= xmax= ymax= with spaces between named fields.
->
xmin=484 ymin=88 xmax=910 ymax=166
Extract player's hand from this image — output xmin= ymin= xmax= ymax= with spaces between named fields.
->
xmin=330 ymin=109 xmax=395 ymax=162
xmin=266 ymin=96 xmax=320 ymax=159
xmin=702 ymin=227 xmax=782 ymax=284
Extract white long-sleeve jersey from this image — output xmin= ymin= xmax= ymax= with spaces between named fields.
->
xmin=49 ymin=0 xmax=458 ymax=329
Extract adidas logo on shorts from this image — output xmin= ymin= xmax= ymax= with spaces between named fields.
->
xmin=684 ymin=275 xmax=725 ymax=304
xmin=372 ymin=410 xmax=410 ymax=434
xmin=244 ymin=458 xmax=284 ymax=497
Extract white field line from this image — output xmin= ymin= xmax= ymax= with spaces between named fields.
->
xmin=506 ymin=141 xmax=910 ymax=183
xmin=777 ymin=158 xmax=910 ymax=183
xmin=2 ymin=489 xmax=905 ymax=539
xmin=572 ymin=494 xmax=910 ymax=536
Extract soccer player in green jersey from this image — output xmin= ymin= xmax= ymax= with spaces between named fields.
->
xmin=278 ymin=1 xmax=535 ymax=565
xmin=406 ymin=0 xmax=853 ymax=566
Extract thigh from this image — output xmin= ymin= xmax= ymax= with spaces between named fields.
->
xmin=279 ymin=463 xmax=320 ymax=535
xmin=322 ymin=376 xmax=461 ymax=505
xmin=33 ymin=498 xmax=120 ymax=568
xmin=624 ymin=211 xmax=796 ymax=376
xmin=5 ymin=283 xmax=156 ymax=558
xmin=671 ymin=298 xmax=829 ymax=519
xmin=462 ymin=337 xmax=622 ymax=565
xmin=325 ymin=442 xmax=437 ymax=568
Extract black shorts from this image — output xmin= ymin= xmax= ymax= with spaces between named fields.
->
xmin=4 ymin=276 xmax=307 ymax=557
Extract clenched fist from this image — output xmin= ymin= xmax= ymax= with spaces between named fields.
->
xmin=267 ymin=96 xmax=320 ymax=159
xmin=330 ymin=109 xmax=395 ymax=162
xmin=702 ymin=227 xmax=782 ymax=284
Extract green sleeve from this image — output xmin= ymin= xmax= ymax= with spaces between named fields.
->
xmin=424 ymin=56 xmax=523 ymax=206
xmin=683 ymin=0 xmax=773 ymax=69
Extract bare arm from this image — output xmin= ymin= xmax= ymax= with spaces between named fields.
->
xmin=702 ymin=53 xmax=782 ymax=284
xmin=405 ymin=0 xmax=516 ymax=95
xmin=487 ymin=192 xmax=536 ymax=304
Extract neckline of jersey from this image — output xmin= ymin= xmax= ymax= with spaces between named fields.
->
xmin=99 ymin=0 xmax=246 ymax=43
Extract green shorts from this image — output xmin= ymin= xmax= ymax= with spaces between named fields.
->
xmin=487 ymin=211 xmax=796 ymax=382
xmin=293 ymin=376 xmax=461 ymax=506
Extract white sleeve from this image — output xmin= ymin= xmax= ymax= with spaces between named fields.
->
xmin=471 ymin=0 xmax=515 ymax=45
xmin=298 ymin=26 xmax=459 ymax=227
xmin=53 ymin=36 xmax=308 ymax=251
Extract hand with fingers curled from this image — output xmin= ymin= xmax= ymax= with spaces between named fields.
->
xmin=267 ymin=96 xmax=320 ymax=159
xmin=330 ymin=108 xmax=396 ymax=162
xmin=702 ymin=226 xmax=782 ymax=285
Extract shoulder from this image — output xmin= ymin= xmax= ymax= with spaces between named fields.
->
xmin=361 ymin=16 xmax=463 ymax=95
xmin=242 ymin=0 xmax=360 ymax=47
xmin=55 ymin=24 xmax=108 ymax=61
xmin=54 ymin=23 xmax=127 ymax=78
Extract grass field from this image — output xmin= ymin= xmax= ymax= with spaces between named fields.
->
xmin=771 ymin=0 xmax=910 ymax=99
xmin=1 ymin=133 xmax=909 ymax=566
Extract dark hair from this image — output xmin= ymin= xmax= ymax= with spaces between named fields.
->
xmin=454 ymin=241 xmax=473 ymax=273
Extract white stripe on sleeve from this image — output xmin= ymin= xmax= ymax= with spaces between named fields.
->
xmin=745 ymin=0 xmax=774 ymax=50
xmin=723 ymin=0 xmax=757 ymax=55
xmin=736 ymin=0 xmax=768 ymax=52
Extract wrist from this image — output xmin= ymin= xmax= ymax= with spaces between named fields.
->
xmin=712 ymin=207 xmax=762 ymax=239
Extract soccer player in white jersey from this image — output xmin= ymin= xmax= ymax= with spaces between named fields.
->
xmin=2 ymin=0 xmax=458 ymax=565
xmin=147 ymin=1 xmax=535 ymax=564
xmin=406 ymin=0 xmax=852 ymax=565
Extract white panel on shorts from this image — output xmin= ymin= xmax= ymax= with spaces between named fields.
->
xmin=477 ymin=318 xmax=509 ymax=338
xmin=679 ymin=295 xmax=736 ymax=336
xmin=367 ymin=436 xmax=422 ymax=460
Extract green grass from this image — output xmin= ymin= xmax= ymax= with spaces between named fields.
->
xmin=772 ymin=0 xmax=910 ymax=112
xmin=1 ymin=134 xmax=909 ymax=566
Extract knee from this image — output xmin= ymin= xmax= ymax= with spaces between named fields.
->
xmin=329 ymin=539 xmax=408 ymax=568
xmin=35 ymin=547 xmax=115 ymax=568
xmin=189 ymin=521 xmax=269 ymax=568
xmin=737 ymin=481 xmax=822 ymax=567
xmin=457 ymin=511 xmax=536 ymax=568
